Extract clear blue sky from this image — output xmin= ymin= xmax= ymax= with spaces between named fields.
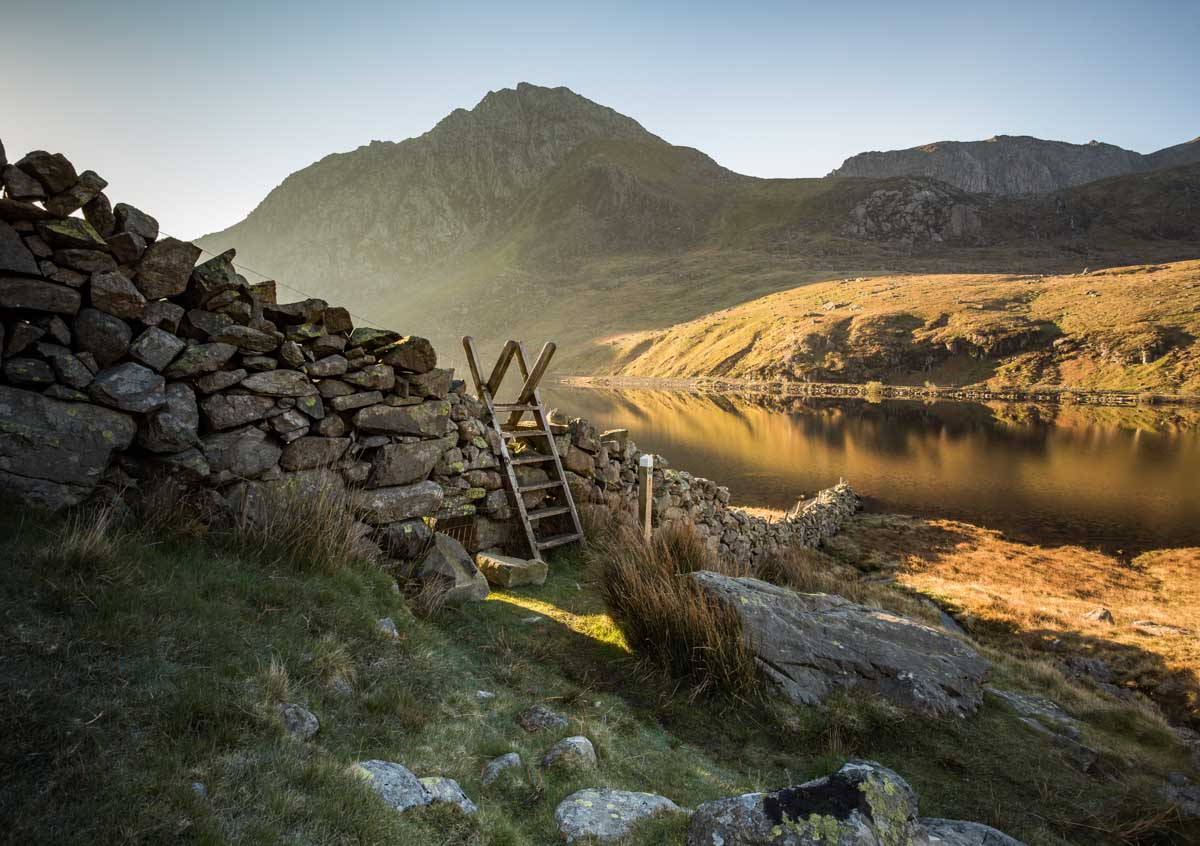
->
xmin=5 ymin=0 xmax=1198 ymax=239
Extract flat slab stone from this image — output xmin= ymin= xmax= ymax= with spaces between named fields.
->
xmin=476 ymin=550 xmax=548 ymax=587
xmin=691 ymin=572 xmax=991 ymax=718
xmin=921 ymin=818 xmax=1028 ymax=846
xmin=556 ymin=788 xmax=683 ymax=844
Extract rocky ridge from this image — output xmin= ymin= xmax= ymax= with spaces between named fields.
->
xmin=830 ymin=134 xmax=1199 ymax=195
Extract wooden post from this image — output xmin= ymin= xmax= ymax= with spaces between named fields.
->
xmin=637 ymin=453 xmax=653 ymax=542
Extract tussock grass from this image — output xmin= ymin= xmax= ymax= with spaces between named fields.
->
xmin=591 ymin=515 xmax=760 ymax=698
xmin=231 ymin=477 xmax=366 ymax=574
xmin=37 ymin=500 xmax=124 ymax=575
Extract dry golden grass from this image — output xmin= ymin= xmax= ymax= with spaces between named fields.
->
xmin=608 ymin=259 xmax=1200 ymax=394
xmin=231 ymin=477 xmax=367 ymax=574
xmin=590 ymin=515 xmax=761 ymax=697
xmin=825 ymin=513 xmax=1200 ymax=725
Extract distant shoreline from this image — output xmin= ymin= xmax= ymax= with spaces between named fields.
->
xmin=558 ymin=375 xmax=1200 ymax=407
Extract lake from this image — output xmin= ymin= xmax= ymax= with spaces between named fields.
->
xmin=542 ymin=385 xmax=1200 ymax=553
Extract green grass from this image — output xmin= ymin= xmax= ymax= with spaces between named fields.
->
xmin=0 ymin=501 xmax=1195 ymax=845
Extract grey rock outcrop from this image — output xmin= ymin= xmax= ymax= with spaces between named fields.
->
xmin=830 ymin=135 xmax=1149 ymax=195
xmin=688 ymin=761 xmax=922 ymax=846
xmin=920 ymin=818 xmax=1027 ymax=846
xmin=691 ymin=573 xmax=991 ymax=717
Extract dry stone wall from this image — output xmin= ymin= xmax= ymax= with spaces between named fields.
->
xmin=0 ymin=143 xmax=857 ymax=563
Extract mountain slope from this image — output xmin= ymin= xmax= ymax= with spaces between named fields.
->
xmin=602 ymin=258 xmax=1200 ymax=394
xmin=829 ymin=134 xmax=1198 ymax=195
xmin=199 ymin=85 xmax=1200 ymax=372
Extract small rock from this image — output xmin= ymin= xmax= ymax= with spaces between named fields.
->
xmin=129 ymin=326 xmax=185 ymax=372
xmin=541 ymin=736 xmax=597 ymax=770
xmin=419 ymin=777 xmax=478 ymax=814
xmin=517 ymin=704 xmax=568 ymax=733
xmin=481 ymin=752 xmax=522 ymax=786
xmin=417 ymin=534 xmax=489 ymax=604
xmin=476 ymin=690 xmax=496 ymax=702
xmin=278 ymin=703 xmax=319 ymax=741
xmin=74 ymin=308 xmax=132 ymax=366
xmin=377 ymin=617 xmax=400 ymax=640
xmin=1083 ymin=607 xmax=1114 ymax=624
xmin=557 ymin=788 xmax=683 ymax=844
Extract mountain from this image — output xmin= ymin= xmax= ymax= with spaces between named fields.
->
xmin=199 ymin=84 xmax=1200 ymax=373
xmin=829 ymin=134 xmax=1200 ymax=195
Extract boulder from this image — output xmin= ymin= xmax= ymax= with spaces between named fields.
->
xmin=368 ymin=438 xmax=451 ymax=488
xmin=330 ymin=391 xmax=383 ymax=412
xmin=348 ymin=327 xmax=399 ymax=351
xmin=355 ymin=479 xmax=444 ymax=524
xmin=323 ymin=306 xmax=353 ymax=333
xmin=419 ymin=777 xmax=478 ymax=815
xmin=50 ymin=353 xmax=94 ymax=390
xmin=241 ymin=369 xmax=318 ymax=397
xmin=417 ymin=534 xmax=489 ymax=603
xmin=195 ymin=368 xmax=247 ymax=394
xmin=105 ymin=231 xmax=146 ymax=264
xmin=380 ymin=335 xmax=436 ymax=373
xmin=73 ymin=307 xmax=132 ymax=366
xmin=353 ymin=400 xmax=451 ymax=436
xmin=89 ymin=270 xmax=146 ymax=319
xmin=304 ymin=354 xmax=348 ymax=377
xmin=134 ymin=237 xmax=201 ymax=299
xmin=113 ymin=203 xmax=159 ymax=242
xmin=0 ymin=276 xmax=81 ymax=314
xmin=408 ymin=367 xmax=453 ymax=399
xmin=187 ymin=249 xmax=245 ymax=307
xmin=88 ymin=363 xmax=167 ymax=413
xmin=16 ymin=151 xmax=77 ymax=194
xmin=352 ymin=760 xmax=431 ymax=813
xmin=0 ymin=385 xmax=136 ymax=508
xmin=2 ymin=164 xmax=46 ymax=201
xmin=476 ymin=551 xmax=548 ymax=587
xmin=138 ymin=383 xmax=200 ymax=453
xmin=377 ymin=518 xmax=434 ymax=559
xmin=920 ymin=819 xmax=1027 ymax=846
xmin=541 ymin=736 xmax=597 ymax=770
xmin=557 ymin=789 xmax=684 ymax=844
xmin=262 ymin=298 xmax=326 ymax=326
xmin=481 ymin=752 xmax=522 ymax=786
xmin=129 ymin=327 xmax=185 ymax=371
xmin=690 ymin=573 xmax=990 ymax=717
xmin=687 ymin=761 xmax=922 ymax=846
xmin=280 ymin=437 xmax=349 ymax=471
xmin=201 ymin=426 xmax=282 ymax=478
xmin=278 ymin=703 xmax=319 ymax=741
xmin=82 ymin=192 xmax=117 ymax=238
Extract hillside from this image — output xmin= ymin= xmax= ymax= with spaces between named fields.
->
xmin=600 ymin=259 xmax=1200 ymax=394
xmin=830 ymin=134 xmax=1200 ymax=195
xmin=197 ymin=84 xmax=1200 ymax=374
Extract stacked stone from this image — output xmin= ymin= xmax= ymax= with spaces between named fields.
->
xmin=0 ymin=145 xmax=510 ymax=561
xmin=531 ymin=416 xmax=860 ymax=566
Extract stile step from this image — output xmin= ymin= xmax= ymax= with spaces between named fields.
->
xmin=526 ymin=505 xmax=571 ymax=521
xmin=536 ymin=532 xmax=583 ymax=551
xmin=509 ymin=452 xmax=555 ymax=465
xmin=518 ymin=480 xmax=565 ymax=492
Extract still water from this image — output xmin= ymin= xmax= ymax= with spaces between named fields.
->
xmin=542 ymin=386 xmax=1200 ymax=553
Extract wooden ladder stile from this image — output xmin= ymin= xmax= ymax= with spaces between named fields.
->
xmin=462 ymin=336 xmax=585 ymax=559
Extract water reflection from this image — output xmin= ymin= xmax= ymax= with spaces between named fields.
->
xmin=543 ymin=386 xmax=1200 ymax=552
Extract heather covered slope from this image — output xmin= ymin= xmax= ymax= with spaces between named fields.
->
xmin=197 ymin=84 xmax=1200 ymax=374
xmin=602 ymin=259 xmax=1200 ymax=394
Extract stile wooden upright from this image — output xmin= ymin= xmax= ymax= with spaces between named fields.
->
xmin=462 ymin=337 xmax=584 ymax=558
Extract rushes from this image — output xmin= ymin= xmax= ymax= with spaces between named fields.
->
xmin=591 ymin=516 xmax=760 ymax=697
xmin=231 ymin=477 xmax=365 ymax=574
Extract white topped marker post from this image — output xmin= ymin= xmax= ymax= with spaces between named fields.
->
xmin=638 ymin=453 xmax=654 ymax=542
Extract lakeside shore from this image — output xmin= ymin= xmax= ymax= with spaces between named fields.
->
xmin=560 ymin=375 xmax=1200 ymax=407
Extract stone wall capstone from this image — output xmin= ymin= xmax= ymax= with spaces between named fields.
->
xmin=0 ymin=143 xmax=857 ymax=563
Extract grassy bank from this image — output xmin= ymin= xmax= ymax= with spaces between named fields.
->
xmin=0 ymin=499 xmax=1196 ymax=844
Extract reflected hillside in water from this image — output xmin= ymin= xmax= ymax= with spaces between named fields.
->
xmin=543 ymin=386 xmax=1200 ymax=553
